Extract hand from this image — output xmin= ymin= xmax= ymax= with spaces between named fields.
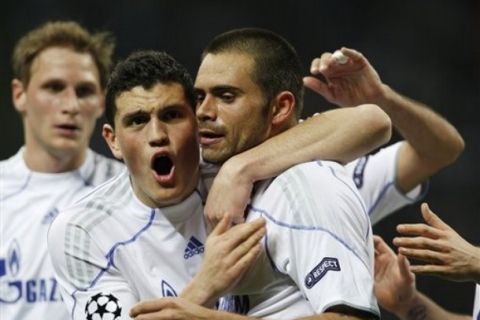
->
xmin=130 ymin=297 xmax=217 ymax=320
xmin=181 ymin=215 xmax=266 ymax=306
xmin=303 ymin=47 xmax=386 ymax=108
xmin=204 ymin=157 xmax=254 ymax=227
xmin=394 ymin=203 xmax=480 ymax=282
xmin=373 ymin=235 xmax=417 ymax=317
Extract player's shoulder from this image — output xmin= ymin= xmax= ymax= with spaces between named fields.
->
xmin=50 ymin=170 xmax=130 ymax=233
xmin=276 ymin=160 xmax=351 ymax=189
xmin=80 ymin=150 xmax=125 ymax=186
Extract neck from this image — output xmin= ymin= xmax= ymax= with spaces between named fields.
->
xmin=23 ymin=145 xmax=87 ymax=173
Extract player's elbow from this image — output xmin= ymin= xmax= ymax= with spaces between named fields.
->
xmin=358 ymin=103 xmax=392 ymax=146
xmin=442 ymin=130 xmax=465 ymax=166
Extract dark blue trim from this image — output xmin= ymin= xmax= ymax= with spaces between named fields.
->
xmin=249 ymin=205 xmax=369 ymax=271
xmin=367 ymin=181 xmax=394 ymax=216
xmin=322 ymin=164 xmax=370 ymax=239
xmin=70 ymin=209 xmax=156 ymax=318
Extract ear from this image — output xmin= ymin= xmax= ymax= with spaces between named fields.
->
xmin=271 ymin=91 xmax=296 ymax=127
xmin=102 ymin=123 xmax=123 ymax=160
xmin=12 ymin=79 xmax=27 ymax=114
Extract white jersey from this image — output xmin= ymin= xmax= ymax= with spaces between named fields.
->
xmin=0 ymin=148 xmax=123 ymax=320
xmin=47 ymin=168 xmax=213 ymax=320
xmin=472 ymin=285 xmax=479 ymax=319
xmin=220 ymin=161 xmax=379 ymax=319
xmin=345 ymin=141 xmax=426 ymax=225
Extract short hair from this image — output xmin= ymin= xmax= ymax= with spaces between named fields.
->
xmin=202 ymin=28 xmax=304 ymax=119
xmin=12 ymin=21 xmax=115 ymax=89
xmin=105 ymin=50 xmax=195 ymax=127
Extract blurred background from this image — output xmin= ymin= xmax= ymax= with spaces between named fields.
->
xmin=1 ymin=0 xmax=479 ymax=318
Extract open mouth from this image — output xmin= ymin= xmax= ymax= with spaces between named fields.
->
xmin=152 ymin=155 xmax=174 ymax=176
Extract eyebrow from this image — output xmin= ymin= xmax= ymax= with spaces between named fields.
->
xmin=194 ymin=85 xmax=243 ymax=95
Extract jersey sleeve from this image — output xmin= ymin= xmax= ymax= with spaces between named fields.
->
xmin=264 ymin=161 xmax=380 ymax=317
xmin=48 ymin=208 xmax=137 ymax=320
xmin=345 ymin=141 xmax=427 ymax=225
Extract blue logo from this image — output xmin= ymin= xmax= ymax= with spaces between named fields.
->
xmin=161 ymin=280 xmax=177 ymax=297
xmin=42 ymin=207 xmax=60 ymax=225
xmin=304 ymin=257 xmax=341 ymax=289
xmin=0 ymin=240 xmax=60 ymax=304
xmin=183 ymin=236 xmax=204 ymax=259
xmin=353 ymin=156 xmax=369 ymax=188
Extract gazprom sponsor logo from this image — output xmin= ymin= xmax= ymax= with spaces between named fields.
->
xmin=304 ymin=257 xmax=340 ymax=289
xmin=0 ymin=240 xmax=61 ymax=304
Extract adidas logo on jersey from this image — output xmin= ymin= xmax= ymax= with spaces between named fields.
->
xmin=184 ymin=236 xmax=204 ymax=259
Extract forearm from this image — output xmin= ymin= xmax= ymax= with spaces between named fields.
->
xmin=394 ymin=292 xmax=469 ymax=320
xmin=375 ymin=85 xmax=464 ymax=167
xmin=225 ymin=104 xmax=391 ymax=184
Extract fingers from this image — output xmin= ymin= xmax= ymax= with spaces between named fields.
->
xmin=373 ymin=235 xmax=395 ymax=257
xmin=397 ymin=254 xmax=415 ymax=283
xmin=227 ymin=217 xmax=266 ymax=248
xmin=396 ymin=222 xmax=442 ymax=239
xmin=396 ymin=247 xmax=447 ymax=265
xmin=393 ymin=236 xmax=447 ymax=252
xmin=303 ymin=76 xmax=332 ymax=100
xmin=420 ymin=202 xmax=451 ymax=230
xmin=130 ymin=298 xmax=173 ymax=318
xmin=339 ymin=47 xmax=365 ymax=62
xmin=210 ymin=214 xmax=233 ymax=236
xmin=228 ymin=222 xmax=265 ymax=264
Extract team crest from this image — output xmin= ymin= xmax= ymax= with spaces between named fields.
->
xmin=304 ymin=257 xmax=340 ymax=289
xmin=161 ymin=280 xmax=177 ymax=297
xmin=85 ymin=292 xmax=122 ymax=320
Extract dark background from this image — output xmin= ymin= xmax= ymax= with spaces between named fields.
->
xmin=1 ymin=1 xmax=479 ymax=318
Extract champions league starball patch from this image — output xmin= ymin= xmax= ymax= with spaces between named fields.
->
xmin=85 ymin=292 xmax=122 ymax=320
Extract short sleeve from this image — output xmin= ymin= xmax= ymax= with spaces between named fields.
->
xmin=345 ymin=142 xmax=427 ymax=225
xmin=263 ymin=162 xmax=380 ymax=317
xmin=48 ymin=209 xmax=138 ymax=320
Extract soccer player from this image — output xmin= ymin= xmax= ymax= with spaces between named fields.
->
xmin=132 ymin=28 xmax=464 ymax=319
xmin=48 ymin=50 xmax=391 ymax=320
xmin=0 ymin=21 xmax=124 ymax=320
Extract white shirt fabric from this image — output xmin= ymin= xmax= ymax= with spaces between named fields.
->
xmin=345 ymin=141 xmax=425 ymax=225
xmin=0 ymin=148 xmax=124 ymax=320
xmin=47 ymin=168 xmax=214 ymax=320
xmin=472 ymin=285 xmax=479 ymax=319
xmin=221 ymin=160 xmax=380 ymax=319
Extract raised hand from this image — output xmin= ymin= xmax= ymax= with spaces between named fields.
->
xmin=394 ymin=203 xmax=480 ymax=282
xmin=373 ymin=235 xmax=417 ymax=316
xmin=303 ymin=47 xmax=386 ymax=108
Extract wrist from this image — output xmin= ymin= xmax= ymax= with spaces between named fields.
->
xmin=396 ymin=291 xmax=425 ymax=320
xmin=222 ymin=152 xmax=258 ymax=185
xmin=180 ymin=276 xmax=218 ymax=307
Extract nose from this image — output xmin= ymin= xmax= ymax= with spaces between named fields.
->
xmin=61 ymin=88 xmax=80 ymax=115
xmin=196 ymin=95 xmax=217 ymax=122
xmin=148 ymin=118 xmax=169 ymax=147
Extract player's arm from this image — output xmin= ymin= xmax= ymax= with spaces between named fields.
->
xmin=374 ymin=235 xmax=469 ymax=320
xmin=304 ymin=47 xmax=464 ymax=193
xmin=206 ymin=104 xmax=391 ymax=224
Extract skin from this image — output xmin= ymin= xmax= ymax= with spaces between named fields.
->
xmin=304 ymin=47 xmax=464 ymax=194
xmin=195 ymin=52 xmax=277 ymax=164
xmin=12 ymin=47 xmax=104 ymax=172
xmin=374 ymin=234 xmax=470 ymax=320
xmin=103 ymin=82 xmax=199 ymax=208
